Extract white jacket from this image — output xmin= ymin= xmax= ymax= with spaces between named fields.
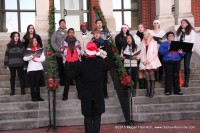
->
xmin=139 ymin=40 xmax=161 ymax=70
xmin=176 ymin=30 xmax=195 ymax=43
xmin=175 ymin=30 xmax=195 ymax=51
xmin=23 ymin=48 xmax=46 ymax=72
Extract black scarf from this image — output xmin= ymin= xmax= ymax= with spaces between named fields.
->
xmin=136 ymin=31 xmax=144 ymax=41
xmin=180 ymin=29 xmax=185 ymax=42
xmin=65 ymin=37 xmax=77 ymax=56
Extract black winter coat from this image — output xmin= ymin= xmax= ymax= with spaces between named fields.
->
xmin=76 ymin=57 xmax=113 ymax=116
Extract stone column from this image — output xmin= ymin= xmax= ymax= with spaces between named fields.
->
xmin=35 ymin=0 xmax=49 ymax=36
xmin=174 ymin=0 xmax=194 ymax=26
xmin=99 ymin=0 xmax=116 ymax=31
xmin=155 ymin=0 xmax=175 ymax=30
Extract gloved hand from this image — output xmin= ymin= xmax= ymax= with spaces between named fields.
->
xmin=99 ymin=49 xmax=107 ymax=59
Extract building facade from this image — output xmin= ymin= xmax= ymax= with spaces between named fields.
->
xmin=0 ymin=0 xmax=200 ymax=34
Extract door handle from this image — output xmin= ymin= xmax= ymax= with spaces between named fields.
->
xmin=63 ymin=9 xmax=67 ymax=16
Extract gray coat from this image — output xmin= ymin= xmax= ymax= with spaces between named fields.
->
xmin=51 ymin=28 xmax=67 ymax=57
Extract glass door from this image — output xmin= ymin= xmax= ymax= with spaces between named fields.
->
xmin=54 ymin=0 xmax=90 ymax=31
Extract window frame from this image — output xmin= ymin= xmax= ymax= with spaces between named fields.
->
xmin=0 ymin=0 xmax=36 ymax=32
xmin=54 ymin=0 xmax=91 ymax=31
xmin=113 ymin=0 xmax=140 ymax=30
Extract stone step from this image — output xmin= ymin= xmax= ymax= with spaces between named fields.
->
xmin=135 ymin=87 xmax=200 ymax=96
xmin=1 ymin=109 xmax=200 ymax=130
xmin=0 ymin=79 xmax=116 ymax=88
xmin=0 ymin=105 xmax=122 ymax=121
xmin=133 ymin=102 xmax=200 ymax=113
xmin=133 ymin=110 xmax=200 ymax=122
xmin=132 ymin=94 xmax=200 ymax=105
xmin=0 ymin=98 xmax=120 ymax=111
xmin=0 ymin=113 xmax=124 ymax=131
xmin=0 ymin=90 xmax=117 ymax=103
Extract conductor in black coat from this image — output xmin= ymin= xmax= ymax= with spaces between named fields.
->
xmin=76 ymin=42 xmax=113 ymax=133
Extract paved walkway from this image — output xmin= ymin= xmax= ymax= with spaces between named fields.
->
xmin=1 ymin=120 xmax=200 ymax=133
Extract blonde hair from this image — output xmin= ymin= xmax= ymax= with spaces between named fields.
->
xmin=143 ymin=30 xmax=153 ymax=44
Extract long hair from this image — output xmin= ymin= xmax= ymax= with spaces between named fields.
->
xmin=7 ymin=32 xmax=22 ymax=48
xmin=27 ymin=37 xmax=40 ymax=49
xmin=24 ymin=24 xmax=36 ymax=38
xmin=176 ymin=19 xmax=194 ymax=36
xmin=123 ymin=34 xmax=137 ymax=53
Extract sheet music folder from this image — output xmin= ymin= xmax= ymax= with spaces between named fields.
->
xmin=169 ymin=41 xmax=193 ymax=52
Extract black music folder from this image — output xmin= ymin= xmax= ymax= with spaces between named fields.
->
xmin=153 ymin=35 xmax=165 ymax=44
xmin=169 ymin=41 xmax=193 ymax=52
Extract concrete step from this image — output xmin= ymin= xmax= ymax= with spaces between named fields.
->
xmin=0 ymin=105 xmax=122 ymax=121
xmin=0 ymin=79 xmax=115 ymax=88
xmin=132 ymin=94 xmax=200 ymax=105
xmin=135 ymin=87 xmax=200 ymax=96
xmin=0 ymin=78 xmax=200 ymax=88
xmin=0 ymin=90 xmax=117 ymax=103
xmin=133 ymin=110 xmax=200 ymax=122
xmin=133 ymin=102 xmax=200 ymax=113
xmin=0 ymin=113 xmax=124 ymax=131
xmin=0 ymin=98 xmax=120 ymax=111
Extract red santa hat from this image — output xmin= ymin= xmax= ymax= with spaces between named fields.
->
xmin=85 ymin=42 xmax=99 ymax=56
xmin=121 ymin=24 xmax=130 ymax=30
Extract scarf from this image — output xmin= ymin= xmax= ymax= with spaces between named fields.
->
xmin=180 ymin=29 xmax=185 ymax=42
xmin=136 ymin=31 xmax=144 ymax=41
xmin=65 ymin=37 xmax=77 ymax=56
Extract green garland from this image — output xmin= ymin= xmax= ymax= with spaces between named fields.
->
xmin=93 ymin=6 xmax=134 ymax=87
xmin=47 ymin=5 xmax=58 ymax=91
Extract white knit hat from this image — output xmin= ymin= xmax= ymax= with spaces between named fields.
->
xmin=121 ymin=24 xmax=130 ymax=30
xmin=153 ymin=19 xmax=161 ymax=25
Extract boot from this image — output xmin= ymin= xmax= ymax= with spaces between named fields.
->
xmin=36 ymin=89 xmax=44 ymax=101
xmin=184 ymin=69 xmax=190 ymax=87
xmin=139 ymin=79 xmax=144 ymax=89
xmin=146 ymin=80 xmax=151 ymax=97
xmin=155 ymin=72 xmax=158 ymax=82
xmin=21 ymin=88 xmax=25 ymax=95
xmin=10 ymin=88 xmax=15 ymax=96
xmin=149 ymin=80 xmax=155 ymax=98
xmin=31 ymin=92 xmax=37 ymax=102
xmin=10 ymin=78 xmax=15 ymax=96
xmin=143 ymin=78 xmax=147 ymax=89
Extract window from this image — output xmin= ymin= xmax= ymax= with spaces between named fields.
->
xmin=113 ymin=0 xmax=140 ymax=31
xmin=54 ymin=0 xmax=90 ymax=31
xmin=0 ymin=0 xmax=36 ymax=32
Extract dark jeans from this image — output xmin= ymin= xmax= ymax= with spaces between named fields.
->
xmin=125 ymin=67 xmax=138 ymax=89
xmin=9 ymin=67 xmax=24 ymax=90
xmin=183 ymin=52 xmax=192 ymax=70
xmin=56 ymin=57 xmax=65 ymax=84
xmin=28 ymin=70 xmax=43 ymax=99
xmin=63 ymin=61 xmax=80 ymax=98
xmin=159 ymin=54 xmax=164 ymax=78
xmin=84 ymin=100 xmax=101 ymax=133
xmin=164 ymin=61 xmax=181 ymax=94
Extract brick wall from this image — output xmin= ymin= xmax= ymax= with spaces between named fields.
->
xmin=140 ymin=0 xmax=156 ymax=29
xmin=192 ymin=0 xmax=200 ymax=27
